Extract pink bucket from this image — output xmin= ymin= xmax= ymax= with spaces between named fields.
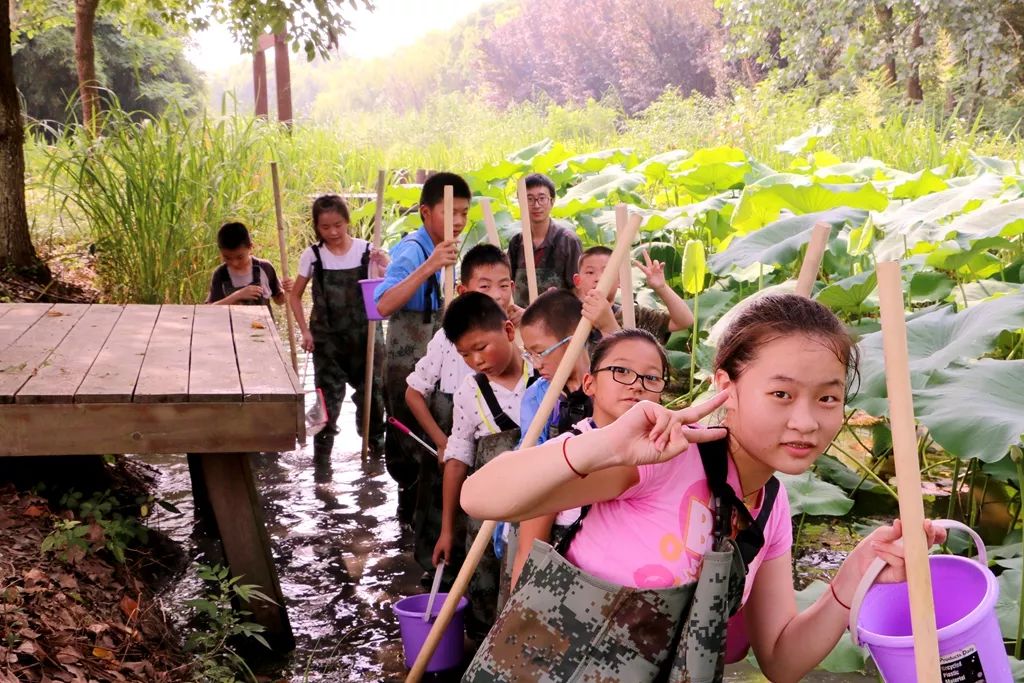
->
xmin=358 ymin=277 xmax=386 ymax=321
xmin=392 ymin=593 xmax=467 ymax=672
xmin=851 ymin=520 xmax=1012 ymax=682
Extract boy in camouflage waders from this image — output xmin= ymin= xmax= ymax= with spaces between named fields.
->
xmin=405 ymin=244 xmax=520 ymax=587
xmin=375 ymin=173 xmax=470 ymax=523
xmin=507 ymin=173 xmax=582 ymax=306
xmin=289 ymin=195 xmax=388 ymax=460
xmin=434 ymin=293 xmax=536 ymax=636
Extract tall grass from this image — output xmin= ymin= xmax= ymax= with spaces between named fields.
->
xmin=27 ymin=80 xmax=1024 ymax=304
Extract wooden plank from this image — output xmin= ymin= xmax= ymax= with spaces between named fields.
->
xmin=1 ymin=402 xmax=300 ymax=456
xmin=76 ymin=305 xmax=160 ymax=403
xmin=16 ymin=305 xmax=123 ymax=404
xmin=134 ymin=305 xmax=194 ymax=403
xmin=229 ymin=306 xmax=297 ymax=402
xmin=199 ymin=452 xmax=294 ymax=651
xmin=0 ymin=304 xmax=53 ymax=353
xmin=253 ymin=305 xmax=305 ymax=443
xmin=0 ymin=304 xmax=15 ymax=320
xmin=188 ymin=306 xmax=242 ymax=402
xmin=0 ymin=304 xmax=86 ymax=404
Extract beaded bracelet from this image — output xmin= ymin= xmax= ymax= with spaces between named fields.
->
xmin=562 ymin=436 xmax=587 ymax=478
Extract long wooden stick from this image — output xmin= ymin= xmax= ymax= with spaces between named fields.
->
xmin=443 ymin=186 xmax=455 ymax=309
xmin=616 ymin=204 xmax=635 ymax=329
xmin=360 ymin=170 xmax=386 ymax=459
xmin=877 ymin=260 xmax=940 ymax=683
xmin=269 ymin=162 xmax=298 ymax=374
xmin=795 ymin=221 xmax=830 ymax=298
xmin=480 ymin=197 xmax=501 ymax=247
xmin=406 ymin=210 xmax=640 ymax=682
xmin=516 ymin=178 xmax=539 ymax=304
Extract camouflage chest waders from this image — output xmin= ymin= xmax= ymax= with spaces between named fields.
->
xmin=463 ymin=437 xmax=780 ymax=683
xmin=308 ymin=244 xmax=386 ymax=458
xmin=468 ymin=428 xmax=522 ymax=636
xmin=511 ymin=236 xmax=568 ymax=308
xmin=382 ymin=241 xmax=443 ymax=517
xmin=413 ymin=390 xmax=466 ymax=586
xmin=212 ymin=261 xmax=272 ymax=311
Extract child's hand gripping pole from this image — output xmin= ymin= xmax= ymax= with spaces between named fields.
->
xmin=361 ymin=170 xmax=387 ymax=459
xmin=270 ymin=162 xmax=299 ymax=374
xmin=405 ymin=211 xmax=641 ymax=683
xmin=616 ymin=203 xmax=635 ymax=329
xmin=516 ymin=177 xmax=539 ymax=304
xmin=795 ymin=221 xmax=831 ymax=298
xmin=877 ymin=260 xmax=941 ymax=682
xmin=387 ymin=416 xmax=439 ymax=458
xmin=479 ymin=197 xmax=502 ymax=247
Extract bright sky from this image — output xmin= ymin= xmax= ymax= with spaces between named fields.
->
xmin=186 ymin=0 xmax=493 ymax=73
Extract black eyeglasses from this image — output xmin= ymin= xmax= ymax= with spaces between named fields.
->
xmin=592 ymin=365 xmax=666 ymax=393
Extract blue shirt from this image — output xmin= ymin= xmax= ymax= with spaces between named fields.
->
xmin=373 ymin=227 xmax=443 ymax=312
xmin=517 ymin=378 xmax=556 ymax=447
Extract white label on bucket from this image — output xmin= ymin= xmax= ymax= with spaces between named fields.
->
xmin=939 ymin=645 xmax=986 ymax=683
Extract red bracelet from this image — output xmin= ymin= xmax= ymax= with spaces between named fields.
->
xmin=830 ymin=581 xmax=850 ymax=610
xmin=562 ymin=436 xmax=587 ymax=478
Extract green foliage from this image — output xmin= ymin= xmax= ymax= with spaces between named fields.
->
xmin=186 ymin=563 xmax=272 ymax=682
xmin=41 ymin=489 xmax=150 ymax=564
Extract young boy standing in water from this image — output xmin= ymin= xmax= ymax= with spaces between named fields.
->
xmin=375 ymin=172 xmax=469 ymax=523
xmin=207 ymin=222 xmax=291 ymax=310
xmin=404 ymin=244 xmax=518 ymax=584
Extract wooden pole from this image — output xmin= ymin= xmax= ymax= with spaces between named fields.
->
xmin=406 ymin=211 xmax=641 ymax=682
xmin=443 ymin=186 xmax=455 ymax=309
xmin=616 ymin=204 xmax=635 ymax=329
xmin=516 ymin=178 xmax=539 ymax=304
xmin=480 ymin=197 xmax=501 ymax=247
xmin=360 ymin=170 xmax=386 ymax=459
xmin=795 ymin=221 xmax=830 ymax=298
xmin=877 ymin=260 xmax=941 ymax=683
xmin=269 ymin=162 xmax=298 ymax=374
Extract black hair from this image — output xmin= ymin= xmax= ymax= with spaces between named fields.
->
xmin=311 ymin=194 xmax=350 ymax=239
xmin=524 ymin=173 xmax=556 ymax=199
xmin=715 ymin=293 xmax=859 ymax=398
xmin=217 ymin=222 xmax=252 ymax=250
xmin=521 ymin=289 xmax=582 ymax=339
xmin=420 ymin=172 xmax=472 ymax=208
xmin=443 ymin=291 xmax=509 ymax=345
xmin=590 ymin=328 xmax=669 ymax=379
xmin=461 ymin=244 xmax=511 ymax=284
xmin=579 ymin=245 xmax=613 ymax=269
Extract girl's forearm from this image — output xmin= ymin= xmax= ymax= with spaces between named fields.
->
xmin=755 ymin=591 xmax=850 ymax=682
xmin=441 ymin=460 xmax=468 ymax=533
xmin=653 ymin=283 xmax=694 ymax=331
xmin=461 ymin=428 xmax=615 ymax=521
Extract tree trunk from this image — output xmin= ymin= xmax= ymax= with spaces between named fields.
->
xmin=0 ymin=0 xmax=45 ymax=276
xmin=74 ymin=0 xmax=100 ymax=130
xmin=873 ymin=2 xmax=898 ymax=85
xmin=907 ymin=17 xmax=924 ymax=101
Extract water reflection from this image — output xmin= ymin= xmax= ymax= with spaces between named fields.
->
xmin=136 ymin=350 xmax=871 ymax=682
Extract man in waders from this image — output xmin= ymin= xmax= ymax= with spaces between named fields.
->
xmin=374 ymin=172 xmax=470 ymax=524
xmin=507 ymin=173 xmax=583 ymax=306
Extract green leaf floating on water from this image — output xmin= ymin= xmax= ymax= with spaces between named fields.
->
xmin=914 ymin=359 xmax=1024 ymax=463
xmin=775 ymin=472 xmax=853 ymax=517
xmin=850 ymin=293 xmax=1024 ymax=417
xmin=708 ymin=207 xmax=866 ymax=273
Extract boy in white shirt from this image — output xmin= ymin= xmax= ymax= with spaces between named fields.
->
xmin=405 ymin=244 xmax=521 ymax=583
xmin=433 ymin=291 xmax=535 ymax=635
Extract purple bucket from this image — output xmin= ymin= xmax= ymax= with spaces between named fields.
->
xmin=392 ymin=593 xmax=467 ymax=672
xmin=852 ymin=520 xmax=1012 ymax=683
xmin=358 ymin=277 xmax=386 ymax=321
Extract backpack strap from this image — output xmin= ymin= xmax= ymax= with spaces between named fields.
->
xmin=697 ymin=435 xmax=779 ymax=568
xmin=360 ymin=242 xmax=371 ymax=279
xmin=409 ymin=236 xmax=442 ymax=323
xmin=250 ymin=260 xmax=261 ymax=287
xmin=474 ymin=372 xmax=519 ymax=432
xmin=310 ymin=243 xmax=330 ymax=324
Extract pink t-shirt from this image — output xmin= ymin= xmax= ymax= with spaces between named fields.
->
xmin=564 ymin=440 xmax=792 ymax=604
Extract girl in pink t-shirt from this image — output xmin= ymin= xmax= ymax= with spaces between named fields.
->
xmin=463 ymin=294 xmax=945 ymax=681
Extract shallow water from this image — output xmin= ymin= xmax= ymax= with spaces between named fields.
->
xmin=136 ymin=352 xmax=872 ymax=682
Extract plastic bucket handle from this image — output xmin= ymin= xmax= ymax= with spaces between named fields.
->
xmin=848 ymin=519 xmax=985 ymax=646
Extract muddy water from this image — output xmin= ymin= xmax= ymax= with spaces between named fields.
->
xmin=136 ymin=353 xmax=872 ymax=682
